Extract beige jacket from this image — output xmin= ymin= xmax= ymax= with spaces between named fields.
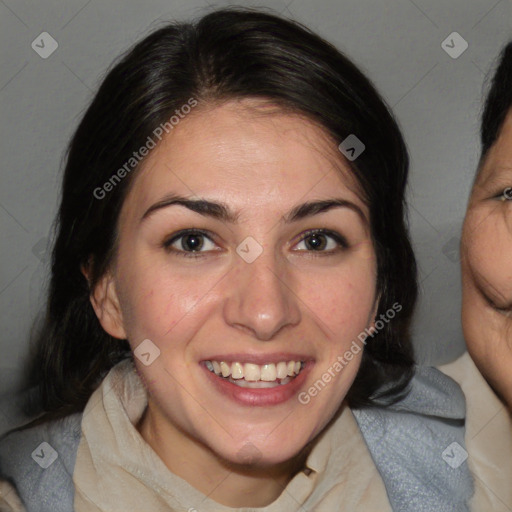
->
xmin=440 ymin=352 xmax=512 ymax=511
xmin=0 ymin=481 xmax=24 ymax=512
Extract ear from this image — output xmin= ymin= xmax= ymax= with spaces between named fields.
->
xmin=82 ymin=264 xmax=127 ymax=339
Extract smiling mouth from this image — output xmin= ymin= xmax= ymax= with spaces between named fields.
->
xmin=204 ymin=360 xmax=306 ymax=388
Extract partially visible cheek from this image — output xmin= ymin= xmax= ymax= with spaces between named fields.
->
xmin=307 ymin=267 xmax=375 ymax=399
xmin=300 ymin=351 xmax=363 ymax=442
xmin=120 ymin=270 xmax=209 ymax=342
xmin=302 ymin=271 xmax=376 ymax=340
xmin=464 ymin=219 xmax=512 ymax=303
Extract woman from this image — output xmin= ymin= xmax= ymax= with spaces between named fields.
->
xmin=461 ymin=41 xmax=512 ymax=411
xmin=436 ymin=40 xmax=512 ymax=511
xmin=0 ymin=7 xmax=472 ymax=511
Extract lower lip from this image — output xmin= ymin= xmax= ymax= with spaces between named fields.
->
xmin=202 ymin=362 xmax=313 ymax=406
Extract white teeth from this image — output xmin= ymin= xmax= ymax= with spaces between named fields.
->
xmin=228 ymin=376 xmax=293 ymax=388
xmin=220 ymin=361 xmax=231 ymax=378
xmin=276 ymin=362 xmax=288 ymax=379
xmin=205 ymin=359 xmax=305 ymax=382
xmin=231 ymin=362 xmax=243 ymax=379
xmin=260 ymin=363 xmax=277 ymax=382
xmin=244 ymin=363 xmax=260 ymax=382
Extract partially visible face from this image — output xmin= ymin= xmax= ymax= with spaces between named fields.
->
xmin=461 ymin=108 xmax=512 ymax=408
xmin=99 ymin=98 xmax=378 ymax=467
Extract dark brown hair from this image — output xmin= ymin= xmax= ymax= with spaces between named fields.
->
xmin=479 ymin=41 xmax=512 ymax=165
xmin=24 ymin=6 xmax=417 ymax=423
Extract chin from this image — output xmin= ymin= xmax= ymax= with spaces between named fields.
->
xmin=207 ymin=428 xmax=314 ymax=468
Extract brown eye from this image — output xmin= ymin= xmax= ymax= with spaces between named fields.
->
xmin=294 ymin=229 xmax=348 ymax=253
xmin=163 ymin=229 xmax=218 ymax=258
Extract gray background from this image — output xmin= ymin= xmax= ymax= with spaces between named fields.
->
xmin=1 ymin=0 xmax=511 ymax=397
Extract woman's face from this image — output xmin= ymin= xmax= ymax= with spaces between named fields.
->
xmin=98 ymin=99 xmax=378 ymax=467
xmin=462 ymin=108 xmax=512 ymax=408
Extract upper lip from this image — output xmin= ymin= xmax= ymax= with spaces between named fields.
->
xmin=201 ymin=352 xmax=314 ymax=365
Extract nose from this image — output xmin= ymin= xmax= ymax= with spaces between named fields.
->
xmin=223 ymin=249 xmax=301 ymax=341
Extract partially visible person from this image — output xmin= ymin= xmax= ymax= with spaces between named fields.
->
xmin=0 ymin=480 xmax=23 ymax=512
xmin=461 ymin=41 xmax=512 ymax=410
xmin=440 ymin=40 xmax=512 ymax=512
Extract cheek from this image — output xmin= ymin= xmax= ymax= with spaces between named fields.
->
xmin=464 ymin=211 xmax=512 ymax=298
xmin=117 ymin=240 xmax=377 ymax=367
xmin=298 ymin=260 xmax=377 ymax=341
xmin=116 ymin=261 xmax=215 ymax=344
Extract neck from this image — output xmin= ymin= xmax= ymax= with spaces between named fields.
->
xmin=136 ymin=401 xmax=311 ymax=507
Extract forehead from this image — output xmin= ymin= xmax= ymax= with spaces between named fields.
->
xmin=123 ymin=98 xmax=366 ymax=218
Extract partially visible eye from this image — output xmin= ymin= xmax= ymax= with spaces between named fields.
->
xmin=293 ymin=229 xmax=348 ymax=254
xmin=496 ymin=187 xmax=512 ymax=201
xmin=483 ymin=293 xmax=512 ymax=318
xmin=163 ymin=229 xmax=218 ymax=258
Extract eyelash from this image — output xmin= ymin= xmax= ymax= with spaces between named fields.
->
xmin=162 ymin=228 xmax=348 ymax=259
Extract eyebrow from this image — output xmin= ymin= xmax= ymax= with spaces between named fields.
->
xmin=140 ymin=194 xmax=368 ymax=225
